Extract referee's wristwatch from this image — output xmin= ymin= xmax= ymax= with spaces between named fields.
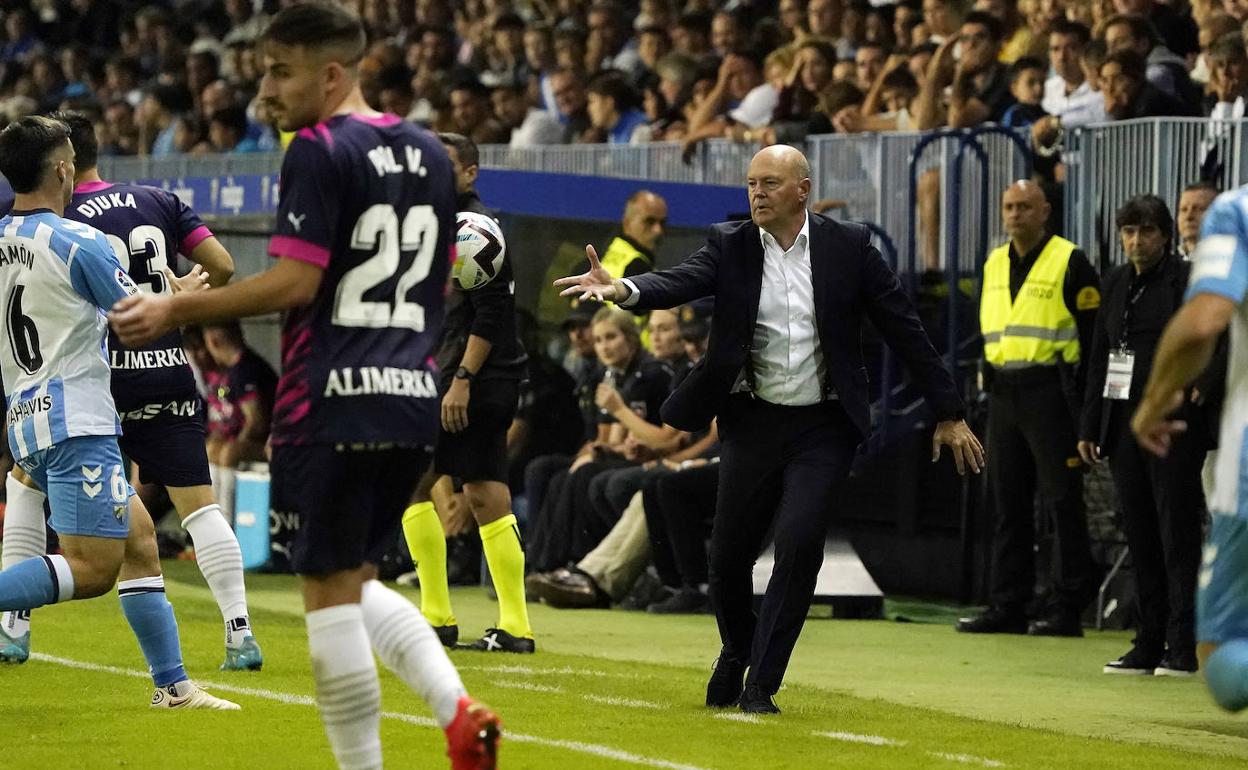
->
xmin=454 ymin=366 xmax=476 ymax=383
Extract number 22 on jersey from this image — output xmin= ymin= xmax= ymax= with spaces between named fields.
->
xmin=333 ymin=203 xmax=438 ymax=331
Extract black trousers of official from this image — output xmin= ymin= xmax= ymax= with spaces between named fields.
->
xmin=987 ymin=372 xmax=1094 ymax=614
xmin=712 ymin=395 xmax=857 ymax=695
xmin=1106 ymin=410 xmax=1204 ymax=656
xmin=644 ymin=463 xmax=719 ymax=589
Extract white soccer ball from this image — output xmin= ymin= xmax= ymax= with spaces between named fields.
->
xmin=453 ymin=211 xmax=506 ymax=291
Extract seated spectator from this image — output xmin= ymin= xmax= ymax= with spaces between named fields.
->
xmin=1 ymin=10 xmax=43 ymax=64
xmin=203 ymin=322 xmax=276 ymax=470
xmin=549 ymin=67 xmax=591 ymax=142
xmin=855 ymin=41 xmax=888 ymax=92
xmin=834 ymin=62 xmax=923 ymax=132
xmin=207 ymin=106 xmax=260 ymax=154
xmin=672 ymin=11 xmax=713 ymax=58
xmin=712 ymin=8 xmax=750 ymax=57
xmin=1103 ymin=13 xmax=1201 ymax=112
xmin=1001 ymin=56 xmax=1048 ymax=128
xmin=1112 ymin=0 xmax=1200 ymax=58
xmin=1192 ymin=12 xmax=1240 ymax=85
xmin=1207 ymin=32 xmax=1248 ymax=118
xmin=137 ymin=82 xmax=192 ymax=157
xmin=681 ymin=52 xmax=773 ymax=156
xmin=978 ymin=0 xmax=1048 ymax=62
xmin=526 ymin=308 xmax=720 ymax=610
xmin=584 ymin=70 xmax=650 ymax=144
xmin=587 ymin=2 xmax=644 ymax=78
xmin=449 ymin=77 xmax=510 ymax=145
xmin=1042 ymin=20 xmax=1104 ymax=128
xmin=921 ymin=0 xmax=969 ymax=44
xmin=560 ymin=298 xmax=604 ymax=381
xmin=99 ymin=100 xmax=141 ymax=157
xmin=490 ymin=77 xmax=566 ymax=146
xmin=918 ymin=10 xmax=1015 ymax=130
xmin=1101 ymin=48 xmax=1190 ymax=119
xmin=636 ymin=23 xmax=673 ymax=80
xmin=525 ymin=307 xmax=675 ymax=572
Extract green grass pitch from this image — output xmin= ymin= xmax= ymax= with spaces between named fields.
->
xmin=2 ymin=560 xmax=1244 ymax=769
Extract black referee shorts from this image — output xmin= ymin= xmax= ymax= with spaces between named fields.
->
xmin=434 ymin=378 xmax=519 ymax=484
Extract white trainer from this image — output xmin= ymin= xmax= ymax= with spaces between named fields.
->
xmin=150 ymin=680 xmax=241 ymax=710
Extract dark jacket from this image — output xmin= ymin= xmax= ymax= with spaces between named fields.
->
xmin=1079 ymin=253 xmax=1216 ymax=453
xmin=435 ymin=190 xmax=528 ymax=387
xmin=626 ymin=212 xmax=964 ymax=437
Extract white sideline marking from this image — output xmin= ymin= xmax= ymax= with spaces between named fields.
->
xmin=929 ymin=751 xmax=1006 ymax=767
xmin=582 ymin=693 xmax=662 ymax=709
xmin=491 ymin=680 xmax=564 ymax=694
xmin=29 ymin=653 xmax=712 ymax=770
xmin=814 ymin=730 xmax=906 ymax=747
xmin=457 ymin=663 xmax=619 ymax=678
xmin=712 ymin=712 xmax=763 ymax=724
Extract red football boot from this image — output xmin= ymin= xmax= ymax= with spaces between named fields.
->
xmin=445 ymin=696 xmax=501 ymax=770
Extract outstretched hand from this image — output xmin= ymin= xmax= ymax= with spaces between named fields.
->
xmin=109 ymin=293 xmax=174 ymax=347
xmin=932 ymin=419 xmax=985 ymax=475
xmin=553 ymin=244 xmax=624 ymax=303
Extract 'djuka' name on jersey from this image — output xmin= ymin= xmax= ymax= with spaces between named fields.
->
xmin=7 ymin=394 xmax=52 ymax=423
xmin=367 ymin=145 xmax=427 ymax=178
xmin=0 ymin=244 xmax=35 ymax=270
xmin=323 ymin=367 xmax=438 ymax=398
xmin=75 ymin=192 xmax=137 ymax=219
xmin=110 ymin=347 xmax=189 ymax=370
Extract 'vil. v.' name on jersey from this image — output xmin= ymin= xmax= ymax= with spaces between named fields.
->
xmin=268 ymin=114 xmax=455 ymax=446
xmin=0 ymin=211 xmax=138 ymax=460
xmin=67 ymin=181 xmax=212 ymax=412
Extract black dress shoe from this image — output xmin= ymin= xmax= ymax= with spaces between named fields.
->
xmin=1027 ymin=613 xmax=1083 ymax=637
xmin=705 ymin=650 xmax=747 ymax=707
xmin=955 ymin=606 xmax=1027 ymax=634
xmin=738 ymin=685 xmax=780 ymax=715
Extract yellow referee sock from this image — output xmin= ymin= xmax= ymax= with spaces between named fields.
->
xmin=480 ymin=513 xmax=533 ymax=639
xmin=400 ymin=502 xmax=456 ymax=627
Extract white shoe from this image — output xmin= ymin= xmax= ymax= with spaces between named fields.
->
xmin=150 ymin=680 xmax=241 ymax=710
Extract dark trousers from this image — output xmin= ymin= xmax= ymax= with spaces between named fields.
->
xmin=712 ymin=395 xmax=857 ymax=694
xmin=1106 ymin=411 xmax=1204 ymax=656
xmin=987 ymin=372 xmax=1093 ymax=613
xmin=644 ymin=463 xmax=719 ymax=589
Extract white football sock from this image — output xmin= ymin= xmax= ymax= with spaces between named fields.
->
xmin=361 ymin=579 xmax=465 ymax=727
xmin=1 ymin=474 xmax=48 ymax=639
xmin=306 ymin=604 xmax=382 ymax=770
xmin=182 ymin=503 xmax=251 ymax=648
xmin=208 ymin=464 xmax=236 ymax=524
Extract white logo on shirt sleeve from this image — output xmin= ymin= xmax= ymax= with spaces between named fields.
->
xmin=115 ymin=268 xmax=139 ymax=296
xmin=288 ymin=212 xmax=306 ymax=232
xmin=1191 ymin=234 xmax=1237 ymax=285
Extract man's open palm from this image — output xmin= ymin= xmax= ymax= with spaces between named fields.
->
xmin=554 ymin=244 xmax=620 ymax=302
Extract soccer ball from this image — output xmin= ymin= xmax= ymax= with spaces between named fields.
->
xmin=453 ymin=211 xmax=506 ymax=291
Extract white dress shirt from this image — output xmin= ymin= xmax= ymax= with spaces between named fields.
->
xmin=620 ymin=213 xmax=827 ymax=406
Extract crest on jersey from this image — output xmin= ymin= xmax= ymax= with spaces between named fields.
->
xmin=115 ymin=269 xmax=139 ymax=296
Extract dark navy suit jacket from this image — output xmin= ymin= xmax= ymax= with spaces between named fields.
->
xmin=627 ymin=211 xmax=964 ymax=437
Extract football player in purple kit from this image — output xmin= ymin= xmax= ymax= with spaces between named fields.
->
xmin=0 ymin=110 xmax=264 ymax=672
xmin=109 ymin=4 xmax=501 ymax=769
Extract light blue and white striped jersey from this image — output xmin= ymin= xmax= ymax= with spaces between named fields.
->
xmin=0 ymin=209 xmax=138 ymax=460
xmin=1190 ymin=191 xmax=1248 ymax=516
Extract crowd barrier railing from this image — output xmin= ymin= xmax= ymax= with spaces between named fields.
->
xmin=1064 ymin=116 xmax=1248 ymax=268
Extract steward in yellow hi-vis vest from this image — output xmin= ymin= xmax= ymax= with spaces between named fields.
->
xmin=980 ymin=235 xmax=1081 ymax=369
xmin=958 ymin=181 xmax=1101 ymax=639
xmin=599 ymin=235 xmax=654 ymax=278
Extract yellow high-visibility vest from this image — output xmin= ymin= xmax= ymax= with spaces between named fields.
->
xmin=980 ymin=236 xmax=1081 ymax=369
xmin=600 ymin=236 xmax=652 ymax=279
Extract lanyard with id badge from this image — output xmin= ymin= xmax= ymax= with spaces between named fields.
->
xmin=1103 ymin=276 xmax=1148 ymax=401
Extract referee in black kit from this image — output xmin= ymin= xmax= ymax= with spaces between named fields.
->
xmin=401 ymin=132 xmax=536 ymax=654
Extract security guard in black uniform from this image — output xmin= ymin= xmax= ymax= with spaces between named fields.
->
xmin=959 ymin=180 xmax=1101 ymax=637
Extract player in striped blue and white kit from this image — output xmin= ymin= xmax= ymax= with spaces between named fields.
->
xmin=0 ymin=116 xmax=236 ymax=710
xmin=1134 ymin=185 xmax=1248 ymax=709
